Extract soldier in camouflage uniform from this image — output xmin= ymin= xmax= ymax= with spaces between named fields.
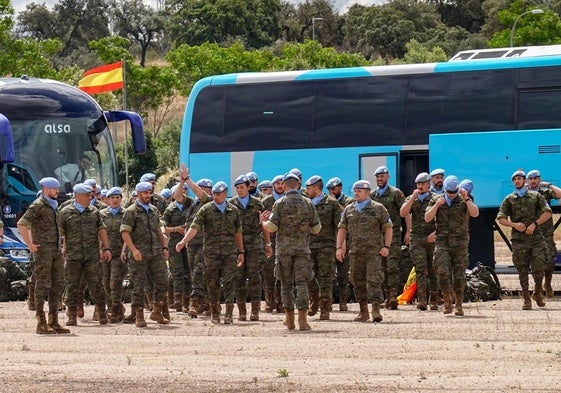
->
xmin=17 ymin=178 xmax=69 ymax=334
xmin=246 ymin=172 xmax=263 ymax=199
xmin=230 ymin=175 xmax=272 ymax=322
xmin=327 ymin=177 xmax=353 ymax=311
xmin=400 ymin=172 xmax=438 ymax=310
xmin=305 ymin=175 xmax=340 ymax=320
xmin=99 ymin=187 xmax=127 ymax=323
xmin=262 ymin=173 xmax=321 ymax=331
xmin=257 ymin=180 xmax=273 ymax=196
xmin=59 ymin=183 xmax=112 ymax=326
xmin=121 ymin=182 xmax=171 ymax=327
xmin=497 ymin=170 xmax=552 ymax=310
xmin=261 ymin=175 xmax=285 ymax=313
xmin=370 ymin=166 xmax=406 ymax=309
xmin=526 ymin=169 xmax=561 ymax=298
xmin=425 ymin=176 xmax=479 ymax=316
xmin=337 ymin=180 xmax=392 ymax=323
xmin=429 ymin=168 xmax=445 ymax=195
xmin=176 ymin=181 xmax=245 ymax=325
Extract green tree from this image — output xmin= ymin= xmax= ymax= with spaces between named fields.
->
xmin=115 ymin=131 xmax=159 ymax=188
xmin=154 ymin=118 xmax=181 ymax=173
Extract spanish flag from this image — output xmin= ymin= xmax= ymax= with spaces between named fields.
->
xmin=78 ymin=61 xmax=123 ymax=94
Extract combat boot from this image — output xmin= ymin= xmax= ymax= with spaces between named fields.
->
xmin=200 ymin=297 xmax=211 ymax=316
xmin=96 ymin=305 xmax=108 ymax=325
xmin=173 ymin=292 xmax=182 ymax=312
xmin=319 ymin=298 xmax=330 ymax=320
xmin=522 ymin=290 xmax=532 ymax=310
xmin=354 ymin=301 xmax=369 ymax=322
xmin=27 ymin=280 xmax=36 ymax=311
xmin=284 ymin=308 xmax=295 ymax=330
xmin=150 ymin=302 xmax=170 ymax=324
xmin=545 ymin=275 xmax=554 ymax=298
xmin=264 ymin=289 xmax=274 ymax=313
xmin=48 ymin=312 xmax=70 ymax=334
xmin=144 ymin=292 xmax=154 ymax=311
xmin=532 ymin=284 xmax=546 ymax=308
xmin=66 ymin=306 xmax=78 ymax=326
xmin=250 ymin=301 xmax=260 ymax=321
xmin=417 ymin=293 xmax=427 ymax=311
xmin=182 ymin=292 xmax=189 ymax=313
xmin=36 ymin=311 xmax=56 ymax=334
xmin=123 ymin=307 xmax=136 ymax=324
xmin=298 ymin=309 xmax=311 ymax=331
xmin=429 ymin=291 xmax=439 ymax=310
xmin=109 ymin=303 xmax=121 ymax=323
xmin=161 ymin=301 xmax=171 ymax=320
xmin=77 ymin=292 xmax=85 ymax=318
xmin=371 ymin=302 xmax=383 ymax=323
xmin=188 ymin=296 xmax=200 ymax=318
xmin=339 ymin=298 xmax=348 ymax=312
xmin=276 ymin=301 xmax=285 ymax=314
xmin=308 ymin=292 xmax=320 ymax=317
xmin=237 ymin=301 xmax=247 ymax=321
xmin=388 ymin=289 xmax=398 ymax=310
xmin=443 ymin=294 xmax=453 ymax=314
xmin=210 ymin=303 xmax=221 ymax=324
xmin=224 ymin=303 xmax=234 ymax=325
xmin=135 ymin=307 xmax=147 ymax=327
xmin=454 ymin=298 xmax=464 ymax=316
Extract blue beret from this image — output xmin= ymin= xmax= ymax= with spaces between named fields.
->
xmin=353 ymin=180 xmax=371 ymax=190
xmin=289 ymin=168 xmax=302 ymax=179
xmin=160 ymin=188 xmax=171 ymax=199
xmin=246 ymin=171 xmax=258 ymax=182
xmin=272 ymin=175 xmax=283 ymax=183
xmin=459 ymin=179 xmax=473 ymax=194
xmin=443 ymin=176 xmax=459 ymax=192
xmin=234 ymin=175 xmax=249 ymax=186
xmin=326 ymin=177 xmax=342 ymax=189
xmin=430 ymin=168 xmax=445 ymax=177
xmin=197 ymin=178 xmax=213 ymax=188
xmin=415 ymin=172 xmax=431 ymax=183
xmin=106 ymin=186 xmax=122 ymax=197
xmin=131 ymin=191 xmax=138 ymax=197
xmin=39 ymin=177 xmax=60 ymax=189
xmin=212 ymin=181 xmax=228 ymax=193
xmin=73 ymin=183 xmax=93 ymax=194
xmin=305 ymin=175 xmax=322 ymax=187
xmin=100 ymin=188 xmax=108 ymax=197
xmin=511 ymin=170 xmax=526 ymax=180
xmin=258 ymin=180 xmax=272 ymax=190
xmin=527 ymin=169 xmax=540 ymax=179
xmin=135 ymin=181 xmax=153 ymax=192
xmin=283 ymin=172 xmax=300 ymax=182
xmin=83 ymin=178 xmax=96 ymax=187
xmin=374 ymin=166 xmax=389 ymax=175
xmin=140 ymin=173 xmax=156 ymax=182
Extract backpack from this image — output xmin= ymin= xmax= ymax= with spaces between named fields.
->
xmin=464 ymin=262 xmax=502 ymax=302
xmin=0 ymin=266 xmax=11 ymax=302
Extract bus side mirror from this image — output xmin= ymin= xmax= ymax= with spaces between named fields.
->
xmin=0 ymin=114 xmax=15 ymax=163
xmin=104 ymin=110 xmax=146 ymax=155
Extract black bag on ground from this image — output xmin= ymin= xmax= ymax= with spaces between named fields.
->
xmin=464 ymin=262 xmax=502 ymax=302
xmin=0 ymin=266 xmax=11 ymax=302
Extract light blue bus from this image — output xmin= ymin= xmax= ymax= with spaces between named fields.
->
xmin=179 ymin=53 xmax=561 ymax=267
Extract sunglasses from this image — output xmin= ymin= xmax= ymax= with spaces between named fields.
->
xmin=446 ymin=190 xmax=458 ymax=195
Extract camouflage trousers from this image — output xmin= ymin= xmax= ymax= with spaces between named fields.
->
xmin=235 ymin=246 xmax=264 ymax=302
xmin=101 ymin=256 xmax=128 ymax=304
xmin=64 ymin=258 xmax=106 ymax=308
xmin=168 ymin=242 xmax=191 ymax=294
xmin=381 ymin=239 xmax=401 ymax=293
xmin=275 ymin=252 xmax=313 ymax=310
xmin=334 ymin=254 xmax=350 ymax=304
xmin=205 ymin=252 xmax=239 ymax=305
xmin=349 ymin=252 xmax=383 ymax=304
xmin=512 ymin=238 xmax=546 ymax=292
xmin=129 ymin=254 xmax=169 ymax=308
xmin=434 ymin=240 xmax=468 ymax=300
xmin=308 ymin=247 xmax=335 ymax=301
xmin=33 ymin=248 xmax=64 ymax=312
xmin=187 ymin=243 xmax=206 ymax=300
xmin=544 ymin=235 xmax=557 ymax=278
xmin=409 ymin=237 xmax=437 ymax=296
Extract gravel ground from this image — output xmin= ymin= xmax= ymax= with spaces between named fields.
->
xmin=1 ymin=274 xmax=561 ymax=393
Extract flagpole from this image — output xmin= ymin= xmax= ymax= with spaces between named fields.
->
xmin=122 ymin=57 xmax=129 ymax=193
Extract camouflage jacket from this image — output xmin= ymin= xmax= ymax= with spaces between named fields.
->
xmin=17 ymin=197 xmax=61 ymax=251
xmin=163 ymin=201 xmax=189 ymax=247
xmin=60 ymin=203 xmax=105 ymax=261
xmin=183 ymin=193 xmax=211 ymax=247
xmin=152 ymin=193 xmax=168 ymax=215
xmin=190 ymin=201 xmax=242 ymax=256
xmin=497 ymin=190 xmax=552 ymax=242
xmin=338 ymin=199 xmax=392 ymax=254
xmin=427 ymin=194 xmax=469 ymax=243
xmin=371 ymin=185 xmax=405 ymax=236
xmin=534 ymin=187 xmax=559 ymax=237
xmin=99 ymin=207 xmax=125 ymax=253
xmin=310 ymin=194 xmax=340 ymax=249
xmin=121 ymin=202 xmax=164 ymax=257
xmin=403 ymin=193 xmax=436 ymax=239
xmin=229 ymin=195 xmax=265 ymax=251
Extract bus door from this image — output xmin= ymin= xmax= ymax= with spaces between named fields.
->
xmin=359 ymin=153 xmax=398 ymax=188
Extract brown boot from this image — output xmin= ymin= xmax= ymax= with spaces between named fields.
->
xmin=388 ymin=289 xmax=398 ymax=310
xmin=308 ymin=292 xmax=320 ymax=316
xmin=429 ymin=291 xmax=439 ymax=310
xmin=36 ymin=311 xmax=56 ymax=334
xmin=211 ymin=303 xmax=221 ymax=324
xmin=522 ymin=290 xmax=532 ymax=310
xmin=109 ymin=303 xmax=121 ymax=323
xmin=250 ymin=301 xmax=260 ymax=321
xmin=161 ymin=301 xmax=171 ymax=320
xmin=354 ymin=301 xmax=369 ymax=322
xmin=545 ymin=276 xmax=554 ymax=298
xmin=150 ymin=302 xmax=170 ymax=324
xmin=224 ymin=303 xmax=234 ymax=325
xmin=417 ymin=293 xmax=427 ymax=311
xmin=182 ymin=292 xmax=189 ymax=313
xmin=135 ymin=307 xmax=147 ymax=327
xmin=144 ymin=292 xmax=154 ymax=311
xmin=298 ymin=309 xmax=311 ymax=331
xmin=77 ymin=292 xmax=85 ymax=318
xmin=371 ymin=302 xmax=383 ymax=322
xmin=443 ymin=294 xmax=453 ymax=314
xmin=173 ymin=292 xmax=183 ymax=312
xmin=123 ymin=307 xmax=136 ymax=324
xmin=284 ymin=308 xmax=295 ymax=330
xmin=96 ymin=305 xmax=108 ymax=325
xmin=188 ymin=296 xmax=200 ymax=318
xmin=532 ymin=283 xmax=546 ymax=308
xmin=200 ymin=297 xmax=211 ymax=316
xmin=237 ymin=301 xmax=247 ymax=321
xmin=48 ymin=312 xmax=70 ymax=333
xmin=265 ymin=289 xmax=274 ymax=313
xmin=27 ymin=281 xmax=36 ymax=311
xmin=454 ymin=298 xmax=464 ymax=316
xmin=66 ymin=307 xmax=77 ymax=326
xmin=319 ymin=298 xmax=330 ymax=320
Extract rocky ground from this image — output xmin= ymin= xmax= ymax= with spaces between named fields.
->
xmin=1 ymin=274 xmax=561 ymax=392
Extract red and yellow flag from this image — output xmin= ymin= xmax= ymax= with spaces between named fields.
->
xmin=78 ymin=61 xmax=123 ymax=94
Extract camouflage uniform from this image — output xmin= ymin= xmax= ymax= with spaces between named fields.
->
xmin=59 ymin=203 xmax=107 ymax=311
xmin=190 ymin=201 xmax=242 ymax=307
xmin=120 ymin=202 xmax=169 ymax=310
xmin=371 ymin=186 xmax=405 ymax=306
xmin=163 ymin=200 xmax=192 ymax=300
xmin=497 ymin=191 xmax=551 ymax=298
xmin=99 ymin=206 xmax=127 ymax=307
xmin=533 ymin=186 xmax=559 ymax=292
xmin=268 ymin=190 xmax=320 ymax=311
xmin=17 ymin=197 xmax=64 ymax=317
xmin=339 ymin=199 xmax=391 ymax=306
xmin=261 ymin=194 xmax=283 ymax=312
xmin=334 ymin=194 xmax=353 ymax=309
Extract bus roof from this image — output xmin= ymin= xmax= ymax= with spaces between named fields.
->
xmin=449 ymin=45 xmax=561 ymax=61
